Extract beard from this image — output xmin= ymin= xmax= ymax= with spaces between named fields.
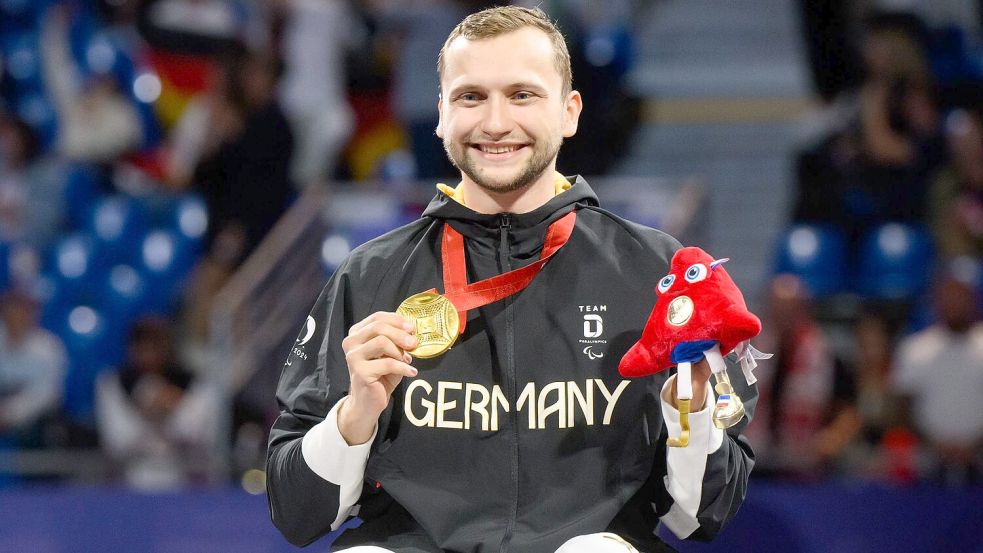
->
xmin=443 ymin=135 xmax=561 ymax=195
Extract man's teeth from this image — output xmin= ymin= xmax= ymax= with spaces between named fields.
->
xmin=481 ymin=145 xmax=519 ymax=154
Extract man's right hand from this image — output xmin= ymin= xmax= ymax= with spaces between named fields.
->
xmin=337 ymin=312 xmax=419 ymax=445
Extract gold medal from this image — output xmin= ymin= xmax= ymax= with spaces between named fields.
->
xmin=667 ymin=295 xmax=694 ymax=326
xmin=396 ymin=291 xmax=460 ymax=358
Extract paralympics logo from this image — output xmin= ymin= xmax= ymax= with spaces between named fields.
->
xmin=297 ymin=316 xmax=316 ymax=346
xmin=287 ymin=316 xmax=316 ymax=366
xmin=578 ymin=305 xmax=607 ymax=360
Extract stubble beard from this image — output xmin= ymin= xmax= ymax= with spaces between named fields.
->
xmin=444 ymin=136 xmax=561 ymax=195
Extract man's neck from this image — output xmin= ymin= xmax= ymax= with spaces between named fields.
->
xmin=459 ymin=167 xmax=559 ymax=215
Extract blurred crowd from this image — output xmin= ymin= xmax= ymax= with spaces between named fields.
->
xmin=0 ymin=0 xmax=642 ymax=489
xmin=0 ymin=0 xmax=980 ymax=493
xmin=758 ymin=4 xmax=983 ymax=487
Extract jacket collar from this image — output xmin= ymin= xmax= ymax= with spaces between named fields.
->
xmin=422 ymin=174 xmax=598 ymax=232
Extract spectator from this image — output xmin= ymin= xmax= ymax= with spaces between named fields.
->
xmin=793 ymin=11 xmax=945 ymax=249
xmin=40 ymin=5 xmax=143 ymax=164
xmin=929 ymin=106 xmax=983 ymax=259
xmin=0 ymin=288 xmax=67 ymax=447
xmin=189 ymin=50 xmax=294 ymax=261
xmin=747 ymin=274 xmax=842 ymax=479
xmin=95 ymin=316 xmax=219 ymax=490
xmin=0 ymin=113 xmax=66 ymax=250
xmin=365 ymin=0 xmax=477 ymax=180
xmin=276 ymin=0 xmax=355 ymax=186
xmin=892 ymin=259 xmax=983 ymax=486
xmin=824 ymin=312 xmax=912 ymax=482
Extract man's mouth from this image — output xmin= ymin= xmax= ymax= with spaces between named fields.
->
xmin=470 ymin=143 xmax=528 ymax=160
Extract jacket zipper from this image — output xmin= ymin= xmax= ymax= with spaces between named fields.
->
xmin=497 ymin=213 xmax=519 ymax=553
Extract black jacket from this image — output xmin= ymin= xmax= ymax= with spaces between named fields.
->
xmin=267 ymin=176 xmax=756 ymax=552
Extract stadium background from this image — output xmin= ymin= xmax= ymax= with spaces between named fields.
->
xmin=0 ymin=0 xmax=981 ymax=551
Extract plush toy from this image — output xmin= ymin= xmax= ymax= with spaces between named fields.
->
xmin=619 ymin=246 xmax=769 ymax=447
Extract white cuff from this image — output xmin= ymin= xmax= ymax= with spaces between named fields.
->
xmin=658 ymin=375 xmax=724 ymax=539
xmin=301 ymin=396 xmax=376 ymax=530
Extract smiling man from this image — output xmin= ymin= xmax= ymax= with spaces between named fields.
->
xmin=267 ymin=7 xmax=755 ymax=553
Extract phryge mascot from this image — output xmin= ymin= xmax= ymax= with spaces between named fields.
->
xmin=619 ymin=247 xmax=770 ymax=447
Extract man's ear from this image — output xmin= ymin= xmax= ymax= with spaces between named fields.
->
xmin=561 ymin=90 xmax=583 ymax=138
xmin=436 ymin=95 xmax=445 ymax=139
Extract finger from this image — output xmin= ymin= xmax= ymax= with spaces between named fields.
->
xmin=348 ymin=335 xmax=408 ymax=367
xmin=349 ymin=311 xmax=415 ymax=337
xmin=343 ymin=320 xmax=418 ymax=355
xmin=361 ymin=357 xmax=418 ymax=381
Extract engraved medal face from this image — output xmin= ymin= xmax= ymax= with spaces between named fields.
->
xmin=667 ymin=295 xmax=694 ymax=326
xmin=396 ymin=292 xmax=460 ymax=358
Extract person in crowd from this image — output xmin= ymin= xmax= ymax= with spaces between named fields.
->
xmin=747 ymin=274 xmax=847 ymax=480
xmin=793 ymin=11 xmax=944 ymax=249
xmin=95 ymin=316 xmax=218 ymax=490
xmin=0 ymin=288 xmax=67 ymax=448
xmin=0 ymin=113 xmax=65 ymax=250
xmin=275 ymin=0 xmax=355 ymax=186
xmin=40 ymin=5 xmax=143 ymax=164
xmin=892 ymin=258 xmax=983 ymax=486
xmin=929 ymin=105 xmax=983 ymax=259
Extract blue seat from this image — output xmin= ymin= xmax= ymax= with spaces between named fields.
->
xmin=86 ymin=195 xmax=148 ymax=267
xmin=55 ymin=304 xmax=121 ymax=423
xmin=1 ymin=31 xmax=40 ymax=85
xmin=63 ymin=165 xmax=106 ymax=230
xmin=45 ymin=232 xmax=100 ymax=303
xmin=15 ymin=91 xmax=57 ymax=147
xmin=774 ymin=224 xmax=848 ymax=297
xmin=99 ymin=263 xmax=153 ymax=328
xmin=857 ymin=223 xmax=934 ymax=300
xmin=170 ymin=193 xmax=209 ymax=256
xmin=137 ymin=229 xmax=196 ymax=311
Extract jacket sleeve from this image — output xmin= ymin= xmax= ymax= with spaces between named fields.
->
xmin=656 ymin=357 xmax=757 ymax=541
xmin=266 ymin=262 xmax=362 ymax=547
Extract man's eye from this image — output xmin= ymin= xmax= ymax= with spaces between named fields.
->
xmin=459 ymin=93 xmax=479 ymax=102
xmin=514 ymin=92 xmax=533 ymax=101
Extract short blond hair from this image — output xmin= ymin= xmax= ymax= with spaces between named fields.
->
xmin=437 ymin=6 xmax=572 ymax=96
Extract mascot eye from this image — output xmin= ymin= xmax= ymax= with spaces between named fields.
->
xmin=684 ymin=263 xmax=708 ymax=283
xmin=657 ymin=274 xmax=675 ymax=294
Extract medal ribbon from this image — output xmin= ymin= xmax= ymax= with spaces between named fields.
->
xmin=434 ymin=211 xmax=577 ymax=334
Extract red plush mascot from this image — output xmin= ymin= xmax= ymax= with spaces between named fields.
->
xmin=619 ymin=247 xmax=769 ymax=447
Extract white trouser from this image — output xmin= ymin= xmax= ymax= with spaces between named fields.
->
xmin=338 ymin=532 xmax=639 ymax=552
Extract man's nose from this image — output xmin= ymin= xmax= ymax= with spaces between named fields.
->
xmin=480 ymin=96 xmax=512 ymax=139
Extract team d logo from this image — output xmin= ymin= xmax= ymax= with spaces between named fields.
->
xmin=578 ymin=306 xmax=607 ymax=360
xmin=583 ymin=314 xmax=603 ymax=338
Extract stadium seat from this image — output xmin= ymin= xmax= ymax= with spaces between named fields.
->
xmin=774 ymin=224 xmax=848 ymax=297
xmin=63 ymin=165 xmax=105 ymax=230
xmin=46 ymin=232 xmax=100 ymax=303
xmin=99 ymin=263 xmax=153 ymax=328
xmin=856 ymin=223 xmax=934 ymax=300
xmin=137 ymin=229 xmax=195 ymax=312
xmin=86 ymin=194 xmax=148 ymax=267
xmin=170 ymin=193 xmax=208 ymax=255
xmin=55 ymin=304 xmax=121 ymax=422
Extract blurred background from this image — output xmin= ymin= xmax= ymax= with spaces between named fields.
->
xmin=0 ymin=0 xmax=981 ymax=551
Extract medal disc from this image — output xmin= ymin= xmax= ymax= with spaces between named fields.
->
xmin=667 ymin=295 xmax=694 ymax=326
xmin=396 ymin=291 xmax=460 ymax=358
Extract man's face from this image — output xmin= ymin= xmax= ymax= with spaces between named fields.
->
xmin=437 ymin=27 xmax=581 ymax=194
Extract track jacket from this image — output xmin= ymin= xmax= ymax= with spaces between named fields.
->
xmin=267 ymin=176 xmax=756 ymax=552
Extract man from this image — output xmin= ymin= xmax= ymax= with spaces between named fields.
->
xmin=267 ymin=7 xmax=755 ymax=552
xmin=0 ymin=289 xmax=67 ymax=445
xmin=893 ymin=258 xmax=983 ymax=486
